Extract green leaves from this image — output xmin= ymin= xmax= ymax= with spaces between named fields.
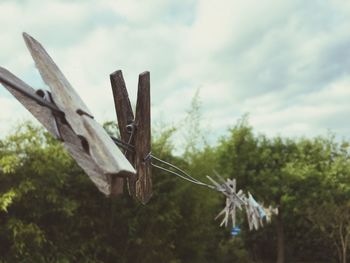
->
xmin=0 ymin=155 xmax=21 ymax=174
xmin=0 ymin=189 xmax=16 ymax=212
xmin=0 ymin=117 xmax=349 ymax=262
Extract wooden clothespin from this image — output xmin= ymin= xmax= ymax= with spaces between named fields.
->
xmin=208 ymin=173 xmax=245 ymax=228
xmin=246 ymin=192 xmax=263 ymax=230
xmin=110 ymin=70 xmax=152 ymax=204
xmin=0 ymin=33 xmax=136 ymax=196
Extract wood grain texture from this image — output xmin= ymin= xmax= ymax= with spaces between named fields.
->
xmin=56 ymin=117 xmax=112 ymax=195
xmin=134 ymin=72 xmax=152 ymax=204
xmin=23 ymin=32 xmax=91 ymax=139
xmin=1 ymin=33 xmax=137 ymax=196
xmin=22 ymin=33 xmax=136 ymax=184
xmin=110 ymin=70 xmax=134 ymax=144
xmin=81 ymin=115 xmax=135 ymax=176
xmin=0 ymin=68 xmax=112 ymax=195
xmin=0 ymin=67 xmax=60 ymax=138
xmin=110 ymin=70 xmax=136 ymax=195
xmin=23 ymin=33 xmax=92 ymax=118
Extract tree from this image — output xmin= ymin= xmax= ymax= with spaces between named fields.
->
xmin=303 ymin=138 xmax=350 ymax=263
xmin=1 ymin=117 xmax=349 ymax=262
xmin=215 ymin=117 xmax=344 ymax=263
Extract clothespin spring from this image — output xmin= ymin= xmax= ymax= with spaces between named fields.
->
xmin=124 ymin=122 xmax=136 ymax=154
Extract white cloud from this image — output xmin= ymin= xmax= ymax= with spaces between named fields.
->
xmin=0 ymin=95 xmax=37 ymax=136
xmin=244 ymin=76 xmax=350 ymax=139
xmin=1 ymin=0 xmax=350 ymax=148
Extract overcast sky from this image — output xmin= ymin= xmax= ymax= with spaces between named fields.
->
xmin=1 ymin=0 xmax=350 ymax=148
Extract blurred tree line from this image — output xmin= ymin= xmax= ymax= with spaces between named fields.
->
xmin=0 ymin=114 xmax=349 ymax=262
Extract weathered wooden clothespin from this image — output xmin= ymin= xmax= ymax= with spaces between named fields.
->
xmin=245 ymin=192 xmax=261 ymax=230
xmin=110 ymin=70 xmax=152 ymax=204
xmin=207 ymin=172 xmax=278 ymax=231
xmin=0 ymin=33 xmax=136 ymax=196
xmin=207 ymin=173 xmax=245 ymax=227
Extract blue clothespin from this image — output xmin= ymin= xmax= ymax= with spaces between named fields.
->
xmin=231 ymin=226 xmax=241 ymax=236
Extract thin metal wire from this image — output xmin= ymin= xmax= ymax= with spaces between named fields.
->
xmin=151 ymin=155 xmax=204 ymax=184
xmin=151 ymin=155 xmax=215 ymax=190
xmin=110 ymin=137 xmax=216 ymax=190
xmin=151 ymin=163 xmax=215 ymax=189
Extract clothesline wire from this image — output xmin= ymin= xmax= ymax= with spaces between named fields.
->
xmin=150 ymin=155 xmax=213 ymax=187
xmin=151 ymin=163 xmax=214 ymax=189
xmin=110 ymin=135 xmax=216 ymax=190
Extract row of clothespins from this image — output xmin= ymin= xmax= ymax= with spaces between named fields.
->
xmin=207 ymin=173 xmax=278 ymax=232
xmin=0 ymin=33 xmax=278 ymax=234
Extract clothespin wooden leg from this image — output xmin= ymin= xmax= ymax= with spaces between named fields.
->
xmin=110 ymin=70 xmax=152 ymax=203
xmin=110 ymin=70 xmax=136 ymax=195
xmin=134 ymin=72 xmax=152 ymax=204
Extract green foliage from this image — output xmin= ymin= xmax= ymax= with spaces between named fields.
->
xmin=0 ymin=116 xmax=349 ymax=262
xmin=0 ymin=189 xmax=16 ymax=212
xmin=216 ymin=117 xmax=350 ymax=262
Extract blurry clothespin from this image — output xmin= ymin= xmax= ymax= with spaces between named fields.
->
xmin=110 ymin=70 xmax=152 ymax=204
xmin=231 ymin=226 xmax=241 ymax=236
xmin=207 ymin=172 xmax=278 ymax=232
xmin=207 ymin=173 xmax=245 ymax=227
xmin=263 ymin=206 xmax=279 ymax=223
xmin=0 ymin=33 xmax=136 ymax=196
xmin=246 ymin=192 xmax=264 ymax=230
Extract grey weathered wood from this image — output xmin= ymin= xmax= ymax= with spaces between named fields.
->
xmin=134 ymin=72 xmax=152 ymax=204
xmin=110 ymin=70 xmax=136 ymax=196
xmin=23 ymin=33 xmax=92 ymax=118
xmin=81 ymin=114 xmax=135 ymax=175
xmin=23 ymin=32 xmax=92 ymax=138
xmin=0 ymin=67 xmax=60 ymax=138
xmin=0 ymin=67 xmax=63 ymax=115
xmin=22 ymin=32 xmax=136 ymax=186
xmin=53 ymin=114 xmax=113 ymax=195
xmin=0 ymin=68 xmax=113 ymax=195
xmin=1 ymin=33 xmax=137 ymax=195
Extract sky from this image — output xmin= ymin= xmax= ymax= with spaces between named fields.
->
xmin=1 ymin=0 xmax=350 ymax=149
